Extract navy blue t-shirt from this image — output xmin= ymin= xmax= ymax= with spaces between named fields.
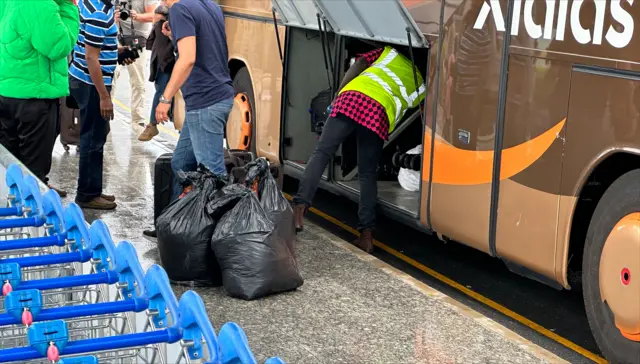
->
xmin=169 ymin=0 xmax=234 ymax=111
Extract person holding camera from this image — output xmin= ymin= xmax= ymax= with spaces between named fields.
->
xmin=0 ymin=0 xmax=79 ymax=196
xmin=69 ymin=0 xmax=135 ymax=210
xmin=111 ymin=0 xmax=158 ymax=126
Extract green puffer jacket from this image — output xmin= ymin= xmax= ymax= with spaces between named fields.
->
xmin=0 ymin=0 xmax=80 ymax=99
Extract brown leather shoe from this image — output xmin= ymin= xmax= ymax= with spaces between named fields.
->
xmin=293 ymin=204 xmax=306 ymax=232
xmin=353 ymin=228 xmax=374 ymax=253
xmin=47 ymin=185 xmax=68 ymax=198
xmin=100 ymin=194 xmax=115 ymax=202
xmin=76 ymin=197 xmax=117 ymax=210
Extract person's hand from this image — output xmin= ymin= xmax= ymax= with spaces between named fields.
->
xmin=130 ymin=10 xmax=138 ymax=20
xmin=117 ymin=47 xmax=135 ymax=65
xmin=162 ymin=21 xmax=172 ymax=40
xmin=100 ymin=96 xmax=114 ymax=121
xmin=115 ymin=6 xmax=120 ymax=23
xmin=156 ymin=102 xmax=171 ymax=124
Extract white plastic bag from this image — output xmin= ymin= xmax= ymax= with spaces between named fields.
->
xmin=397 ymin=145 xmax=422 ymax=192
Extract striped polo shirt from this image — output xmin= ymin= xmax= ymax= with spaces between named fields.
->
xmin=69 ymin=0 xmax=118 ymax=86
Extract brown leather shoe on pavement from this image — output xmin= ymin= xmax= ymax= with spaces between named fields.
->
xmin=76 ymin=197 xmax=117 ymax=210
xmin=293 ymin=204 xmax=306 ymax=232
xmin=100 ymin=194 xmax=115 ymax=202
xmin=47 ymin=185 xmax=68 ymax=198
xmin=138 ymin=124 xmax=159 ymax=142
xmin=353 ymin=228 xmax=374 ymax=253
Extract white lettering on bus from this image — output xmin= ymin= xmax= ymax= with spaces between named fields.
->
xmin=473 ymin=0 xmax=635 ymax=48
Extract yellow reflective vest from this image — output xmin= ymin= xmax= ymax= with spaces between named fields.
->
xmin=339 ymin=46 xmax=426 ymax=133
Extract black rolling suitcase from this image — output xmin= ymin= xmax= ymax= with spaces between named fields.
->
xmin=154 ymin=153 xmax=174 ymax=222
xmin=153 ymin=149 xmax=257 ymax=221
xmin=59 ymin=98 xmax=81 ymax=151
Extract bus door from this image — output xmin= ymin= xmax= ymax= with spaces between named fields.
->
xmin=422 ymin=0 xmax=506 ymax=254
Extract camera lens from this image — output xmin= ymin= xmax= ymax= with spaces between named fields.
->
xmin=120 ymin=9 xmax=130 ymax=21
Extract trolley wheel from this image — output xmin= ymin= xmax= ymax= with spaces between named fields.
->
xmin=226 ymin=67 xmax=256 ymax=154
xmin=583 ymin=169 xmax=640 ymax=363
xmin=63 ymin=144 xmax=70 ymax=152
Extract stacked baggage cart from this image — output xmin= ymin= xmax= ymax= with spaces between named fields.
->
xmin=0 ymin=163 xmax=284 ymax=364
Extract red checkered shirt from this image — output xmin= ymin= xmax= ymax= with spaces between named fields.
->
xmin=330 ymin=48 xmax=390 ymax=140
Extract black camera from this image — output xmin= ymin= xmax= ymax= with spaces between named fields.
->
xmin=119 ymin=0 xmax=131 ymax=21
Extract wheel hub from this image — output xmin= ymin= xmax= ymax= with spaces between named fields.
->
xmin=226 ymin=93 xmax=252 ymax=151
xmin=600 ymin=212 xmax=640 ymax=341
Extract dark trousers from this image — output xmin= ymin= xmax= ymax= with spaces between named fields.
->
xmin=0 ymin=96 xmax=58 ymax=184
xmin=293 ymin=115 xmax=383 ymax=230
xmin=69 ymin=78 xmax=111 ymax=203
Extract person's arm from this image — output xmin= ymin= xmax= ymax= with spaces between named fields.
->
xmin=161 ymin=36 xmax=195 ymax=100
xmin=30 ymin=0 xmax=80 ymax=61
xmin=132 ymin=2 xmax=158 ymax=23
xmin=161 ymin=5 xmax=196 ymax=100
xmin=337 ymin=48 xmax=383 ymax=91
xmin=85 ymin=45 xmax=109 ymax=99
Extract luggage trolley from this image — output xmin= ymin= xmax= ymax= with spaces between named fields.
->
xmin=0 ymin=164 xmax=288 ymax=364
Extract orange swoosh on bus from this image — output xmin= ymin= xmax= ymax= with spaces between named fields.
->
xmin=422 ymin=118 xmax=566 ymax=185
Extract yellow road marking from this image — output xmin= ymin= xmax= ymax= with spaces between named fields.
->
xmin=115 ymin=94 xmax=605 ymax=363
xmin=112 ymin=98 xmax=180 ymax=139
xmin=282 ymin=193 xmax=607 ymax=364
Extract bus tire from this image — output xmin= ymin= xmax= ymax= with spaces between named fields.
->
xmin=583 ymin=169 xmax=640 ymax=364
xmin=227 ymin=66 xmax=256 ymax=154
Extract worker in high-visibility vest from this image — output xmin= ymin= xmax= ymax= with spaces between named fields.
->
xmin=293 ymin=46 xmax=425 ymax=253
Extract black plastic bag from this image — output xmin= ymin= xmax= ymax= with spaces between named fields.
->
xmin=259 ymin=174 xmax=296 ymax=259
xmin=244 ymin=158 xmax=269 ymax=196
xmin=211 ymin=193 xmax=303 ymax=300
xmin=206 ymin=184 xmax=252 ymax=219
xmin=157 ymin=176 xmax=223 ymax=286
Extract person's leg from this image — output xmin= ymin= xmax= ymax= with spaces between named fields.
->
xmin=353 ymin=124 xmax=384 ymax=252
xmin=293 ymin=116 xmax=355 ymax=230
xmin=73 ymin=79 xmax=115 ymax=209
xmin=170 ymin=120 xmax=197 ymax=201
xmin=139 ymin=71 xmax=170 ymax=141
xmin=14 ymin=98 xmax=58 ymax=184
xmin=128 ymin=50 xmax=147 ymax=126
xmin=187 ymin=98 xmax=233 ymax=176
xmin=0 ymin=96 xmax=21 ymax=160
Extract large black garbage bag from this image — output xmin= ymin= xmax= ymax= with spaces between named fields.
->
xmin=206 ymin=184 xmax=252 ymax=219
xmin=157 ymin=176 xmax=223 ymax=286
xmin=244 ymin=158 xmax=270 ymax=195
xmin=259 ymin=174 xmax=296 ymax=258
xmin=211 ymin=192 xmax=303 ymax=300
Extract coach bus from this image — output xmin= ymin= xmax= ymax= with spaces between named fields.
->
xmin=219 ymin=0 xmax=640 ymax=362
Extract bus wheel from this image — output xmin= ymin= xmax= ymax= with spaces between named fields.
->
xmin=583 ymin=169 xmax=640 ymax=363
xmin=226 ymin=67 xmax=255 ymax=153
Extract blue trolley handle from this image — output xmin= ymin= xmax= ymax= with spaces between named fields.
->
xmin=179 ymin=291 xmax=221 ymax=364
xmin=63 ymin=203 xmax=90 ymax=251
xmin=22 ymin=175 xmax=43 ymax=218
xmin=114 ymin=241 xmax=146 ymax=298
xmin=0 ymin=249 xmax=92 ymax=268
xmin=89 ymin=220 xmax=118 ymax=273
xmin=0 ymin=206 xmax=21 ymax=218
xmin=0 ymin=234 xmax=66 ymax=252
xmin=144 ymin=265 xmax=180 ymax=329
xmin=5 ymin=164 xmax=24 ymax=207
xmin=42 ymin=190 xmax=66 ymax=235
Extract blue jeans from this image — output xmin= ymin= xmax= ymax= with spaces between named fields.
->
xmin=69 ymin=78 xmax=111 ymax=203
xmin=149 ymin=71 xmax=171 ymax=126
xmin=170 ymin=98 xmax=233 ymax=200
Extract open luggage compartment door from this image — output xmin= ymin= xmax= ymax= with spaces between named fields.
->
xmin=272 ymin=0 xmax=427 ymax=47
xmin=271 ymin=0 xmax=322 ymax=30
xmin=313 ymin=0 xmax=427 ymax=47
